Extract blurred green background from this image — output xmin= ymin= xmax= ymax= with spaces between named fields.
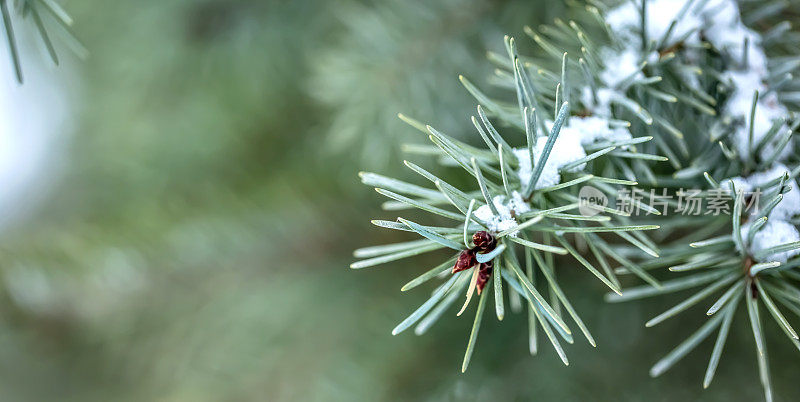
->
xmin=2 ymin=0 xmax=800 ymax=400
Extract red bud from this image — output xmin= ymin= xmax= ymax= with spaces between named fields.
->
xmin=452 ymin=249 xmax=477 ymax=273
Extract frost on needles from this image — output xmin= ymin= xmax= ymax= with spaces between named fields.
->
xmin=599 ymin=1 xmax=800 ymax=401
xmin=352 ymin=0 xmax=800 ymax=400
xmin=353 ymin=0 xmax=678 ymax=375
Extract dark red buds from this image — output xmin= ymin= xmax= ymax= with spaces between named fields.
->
xmin=472 ymin=231 xmax=496 ymax=252
xmin=476 ymin=261 xmax=493 ymax=295
xmin=453 ymin=249 xmax=477 ymax=273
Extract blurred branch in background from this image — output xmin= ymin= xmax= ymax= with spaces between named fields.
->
xmin=310 ymin=0 xmax=560 ymax=170
xmin=0 ymin=0 xmax=349 ymax=399
xmin=0 ymin=2 xmax=77 ymax=230
xmin=0 ymin=0 xmax=84 ymax=83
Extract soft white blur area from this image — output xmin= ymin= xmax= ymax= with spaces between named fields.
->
xmin=0 ymin=17 xmax=76 ymax=231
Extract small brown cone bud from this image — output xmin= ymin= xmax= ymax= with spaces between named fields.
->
xmin=452 ymin=249 xmax=477 ymax=273
xmin=472 ymin=231 xmax=496 ymax=252
xmin=476 ymin=261 xmax=493 ymax=295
